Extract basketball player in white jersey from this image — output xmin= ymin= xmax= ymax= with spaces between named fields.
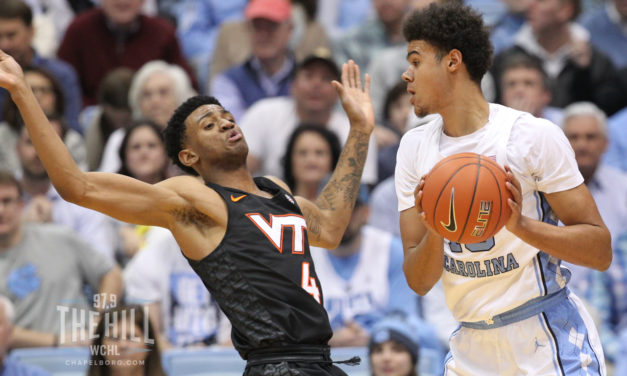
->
xmin=395 ymin=3 xmax=611 ymax=375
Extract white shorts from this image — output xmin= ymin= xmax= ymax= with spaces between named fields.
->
xmin=444 ymin=290 xmax=605 ymax=376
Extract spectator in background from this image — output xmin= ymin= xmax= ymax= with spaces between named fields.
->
xmin=586 ymin=231 xmax=627 ymax=368
xmin=490 ymin=0 xmax=530 ymax=55
xmin=98 ymin=61 xmax=195 ymax=173
xmin=0 ymin=171 xmax=122 ymax=349
xmin=310 ymin=188 xmax=420 ymax=347
xmin=581 ymin=0 xmax=627 ymax=69
xmin=58 ymin=0 xmax=195 ymax=107
xmin=282 ymin=124 xmax=342 ymax=201
xmin=124 ymin=227 xmax=231 ymax=349
xmin=240 ymin=52 xmax=378 ymax=184
xmin=0 ymin=0 xmax=82 ymax=132
xmin=83 ymin=68 xmax=134 ymax=171
xmin=491 ymin=0 xmax=626 ymax=116
xmin=603 ymin=106 xmax=627 ymax=171
xmin=0 ymin=66 xmax=86 ymax=175
xmin=316 ymin=0 xmax=373 ymax=39
xmin=499 ymin=53 xmax=564 ymax=125
xmin=23 ymin=0 xmax=75 ymax=57
xmin=560 ymin=102 xmax=627 ymax=293
xmin=210 ymin=0 xmax=296 ymax=121
xmin=112 ymin=121 xmax=171 ymax=265
xmin=0 ymin=295 xmax=50 ymax=376
xmin=209 ymin=0 xmax=331 ymax=88
xmin=16 ymin=124 xmax=117 ymax=260
xmin=377 ymin=81 xmax=413 ymax=182
xmin=175 ymin=0 xmax=247 ymax=89
xmin=87 ymin=305 xmax=166 ymax=376
xmin=332 ymin=0 xmax=410 ymax=71
xmin=369 ymin=313 xmax=445 ymax=376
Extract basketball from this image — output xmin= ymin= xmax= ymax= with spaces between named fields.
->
xmin=421 ymin=152 xmax=512 ymax=244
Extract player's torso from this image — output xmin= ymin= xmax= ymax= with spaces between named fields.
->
xmin=413 ymin=105 xmax=568 ymax=322
xmin=186 ymin=177 xmax=332 ymax=356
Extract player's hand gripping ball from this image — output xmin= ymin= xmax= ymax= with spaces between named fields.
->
xmin=421 ymin=153 xmax=512 ymax=244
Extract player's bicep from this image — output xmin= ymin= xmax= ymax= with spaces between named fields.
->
xmin=544 ymin=184 xmax=606 ymax=227
xmin=400 ymin=208 xmax=428 ymax=254
xmin=76 ymin=172 xmax=187 ymax=227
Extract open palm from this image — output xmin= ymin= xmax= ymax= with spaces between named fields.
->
xmin=332 ymin=60 xmax=375 ymax=134
xmin=0 ymin=49 xmax=25 ymax=91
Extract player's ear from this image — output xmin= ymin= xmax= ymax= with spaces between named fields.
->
xmin=446 ymin=49 xmax=462 ymax=72
xmin=179 ymin=148 xmax=198 ymax=168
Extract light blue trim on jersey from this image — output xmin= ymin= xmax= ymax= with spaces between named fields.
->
xmin=538 ymin=312 xmax=564 ymax=376
xmin=532 ymin=256 xmax=547 ymax=296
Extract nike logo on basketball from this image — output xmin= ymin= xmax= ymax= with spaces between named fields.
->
xmin=230 ymin=194 xmax=247 ymax=202
xmin=440 ymin=188 xmax=457 ymax=232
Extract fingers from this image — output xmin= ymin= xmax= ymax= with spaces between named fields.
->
xmin=364 ymin=73 xmax=370 ymax=93
xmin=353 ymin=61 xmax=361 ymax=90
xmin=341 ymin=60 xmax=367 ymax=91
xmin=331 ymin=80 xmax=344 ymax=96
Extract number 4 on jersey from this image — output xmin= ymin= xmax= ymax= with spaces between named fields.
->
xmin=301 ymin=262 xmax=321 ymax=303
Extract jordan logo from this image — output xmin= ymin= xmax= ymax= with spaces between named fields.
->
xmin=230 ymin=194 xmax=247 ymax=202
xmin=440 ymin=188 xmax=457 ymax=232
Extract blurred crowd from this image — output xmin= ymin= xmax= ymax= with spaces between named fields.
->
xmin=0 ymin=0 xmax=626 ymax=375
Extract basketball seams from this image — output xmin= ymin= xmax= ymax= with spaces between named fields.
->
xmin=480 ymin=163 xmax=505 ymax=237
xmin=429 ymin=162 xmax=480 ymax=231
xmin=456 ymin=155 xmax=482 ymax=243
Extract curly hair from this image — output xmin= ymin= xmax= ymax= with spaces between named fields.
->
xmin=402 ymin=3 xmax=493 ymax=84
xmin=163 ymin=95 xmax=222 ymax=176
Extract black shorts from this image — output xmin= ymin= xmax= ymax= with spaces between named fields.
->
xmin=243 ymin=345 xmax=355 ymax=376
xmin=244 ymin=361 xmax=348 ymax=376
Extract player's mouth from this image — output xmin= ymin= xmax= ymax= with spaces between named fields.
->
xmin=228 ymin=131 xmax=242 ymax=143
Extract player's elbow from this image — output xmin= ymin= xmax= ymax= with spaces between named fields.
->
xmin=403 ymin=264 xmax=433 ymax=296
xmin=595 ymin=228 xmax=612 ymax=271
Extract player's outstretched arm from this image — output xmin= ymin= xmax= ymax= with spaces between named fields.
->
xmin=0 ymin=50 xmax=190 ymax=227
xmin=296 ymin=60 xmax=374 ymax=249
xmin=505 ymin=168 xmax=612 ymax=271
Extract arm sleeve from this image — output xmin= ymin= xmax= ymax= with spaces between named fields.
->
xmin=522 ymin=118 xmax=584 ymax=193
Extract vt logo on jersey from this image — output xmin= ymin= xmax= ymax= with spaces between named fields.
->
xmin=440 ymin=187 xmax=457 ymax=232
xmin=246 ymin=213 xmax=307 ymax=254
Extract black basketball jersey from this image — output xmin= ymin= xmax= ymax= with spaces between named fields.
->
xmin=187 ymin=177 xmax=333 ymax=358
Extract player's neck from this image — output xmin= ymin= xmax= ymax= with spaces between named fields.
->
xmin=440 ymin=87 xmax=489 ymax=137
xmin=205 ymin=168 xmax=261 ymax=195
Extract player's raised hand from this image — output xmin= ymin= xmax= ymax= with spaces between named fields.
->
xmin=332 ymin=60 xmax=374 ymax=135
xmin=0 ymin=49 xmax=25 ymax=92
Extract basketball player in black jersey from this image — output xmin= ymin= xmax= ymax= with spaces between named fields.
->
xmin=0 ymin=48 xmax=374 ymax=375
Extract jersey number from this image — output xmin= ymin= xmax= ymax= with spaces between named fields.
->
xmin=301 ymin=262 xmax=321 ymax=303
xmin=449 ymin=237 xmax=495 ymax=253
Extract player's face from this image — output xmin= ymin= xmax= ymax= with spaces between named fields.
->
xmin=0 ymin=19 xmax=33 ymax=65
xmin=501 ymin=67 xmax=550 ymax=117
xmin=291 ymin=131 xmax=333 ymax=186
xmin=370 ymin=340 xmax=414 ymax=376
xmin=402 ymin=40 xmax=449 ymax=117
xmin=291 ymin=63 xmax=338 ymax=113
xmin=183 ymin=104 xmax=248 ymax=171
xmin=124 ymin=125 xmax=167 ymax=183
xmin=25 ymin=71 xmax=57 ymax=115
xmin=563 ymin=115 xmax=607 ymax=174
xmin=139 ymin=72 xmax=179 ymax=128
xmin=0 ymin=184 xmax=23 ymax=239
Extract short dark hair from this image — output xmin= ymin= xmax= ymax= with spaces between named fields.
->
xmin=0 ymin=0 xmax=32 ymax=26
xmin=282 ymin=124 xmax=341 ymax=192
xmin=163 ymin=95 xmax=223 ymax=176
xmin=501 ymin=52 xmax=550 ymax=90
xmin=0 ymin=170 xmax=22 ymax=197
xmin=98 ymin=67 xmax=135 ymax=109
xmin=402 ymin=3 xmax=493 ymax=84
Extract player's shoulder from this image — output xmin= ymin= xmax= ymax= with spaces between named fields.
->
xmin=507 ymin=108 xmax=565 ymax=142
xmin=263 ymin=175 xmax=292 ymax=194
xmin=398 ymin=115 xmax=441 ymax=150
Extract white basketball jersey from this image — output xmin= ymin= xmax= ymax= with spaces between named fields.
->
xmin=395 ymin=104 xmax=584 ymax=322
xmin=310 ymin=226 xmax=393 ymax=329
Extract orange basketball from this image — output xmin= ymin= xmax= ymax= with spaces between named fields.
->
xmin=421 ymin=152 xmax=512 ymax=244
